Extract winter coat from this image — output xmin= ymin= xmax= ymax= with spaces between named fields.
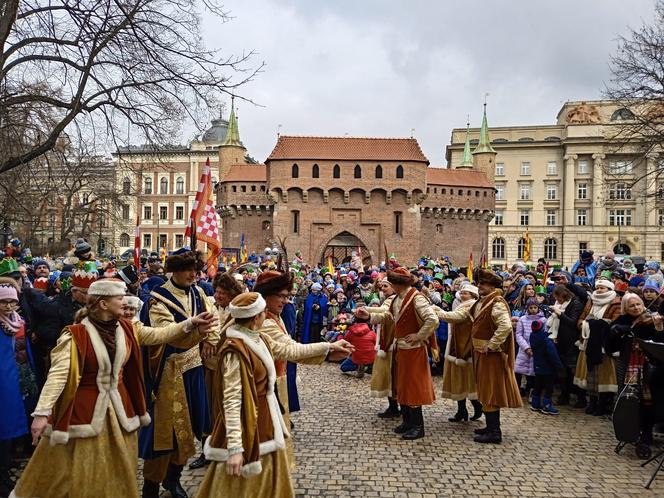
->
xmin=514 ymin=312 xmax=545 ymax=376
xmin=344 ymin=323 xmax=377 ymax=365
xmin=555 ymin=296 xmax=585 ymax=358
xmin=530 ymin=328 xmax=564 ymax=376
xmin=26 ymin=289 xmax=84 ymax=348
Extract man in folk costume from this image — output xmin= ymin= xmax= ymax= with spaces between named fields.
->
xmin=358 ymin=267 xmax=439 ymax=440
xmin=139 ymin=249 xmax=220 ymax=498
xmin=438 ymin=269 xmax=522 ymax=444
xmin=197 ymin=292 xmax=354 ymax=497
xmin=253 ymin=270 xmax=329 ymax=469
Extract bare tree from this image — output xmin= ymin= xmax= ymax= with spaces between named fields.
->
xmin=0 ymin=0 xmax=260 ymax=174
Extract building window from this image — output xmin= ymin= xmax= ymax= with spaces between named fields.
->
xmin=544 ymin=238 xmax=558 ymax=260
xmin=159 ymin=206 xmax=168 ymax=220
xmin=143 ymin=233 xmax=152 ymax=248
xmin=122 ymin=204 xmax=130 ymax=220
xmin=577 ymin=209 xmax=588 ymax=226
xmin=262 ymin=220 xmax=271 ymax=231
xmin=241 ymin=185 xmax=246 ymax=192
xmin=82 ymin=193 xmax=90 ymax=204
xmin=492 ymin=238 xmax=505 ymax=259
xmin=579 ymin=242 xmax=588 ymax=256
xmin=578 ymin=160 xmax=589 ymax=175
xmin=144 ymin=177 xmax=152 ymax=194
xmin=519 ymin=183 xmax=531 ymax=200
xmin=517 ymin=238 xmax=527 ymax=259
xmin=175 ymin=234 xmax=184 ymax=248
xmin=119 ymin=233 xmax=130 ymax=246
xmin=123 ymin=178 xmax=131 ymax=195
xmin=333 ymin=164 xmax=340 ymax=179
xmin=661 ymin=242 xmax=664 ymax=262
xmin=520 ymin=210 xmax=530 ymax=226
xmin=251 ymin=185 xmax=256 ymax=192
xmin=547 ymin=161 xmax=557 ymax=175
xmin=546 ymin=184 xmax=557 ymax=200
xmin=546 ymin=210 xmax=557 ymax=226
xmin=143 ymin=205 xmax=152 ymax=220
xmin=176 ymin=177 xmax=184 ymax=195
xmin=260 ymin=185 xmax=266 ymax=191
xmin=375 ymin=165 xmax=383 ymax=179
xmin=292 ymin=210 xmax=299 ymax=234
xmin=495 ymin=162 xmax=504 ymax=176
xmin=458 ymin=190 xmax=463 ymax=195
xmin=608 ymin=209 xmax=632 ymax=226
xmin=354 ymin=165 xmax=362 ymax=179
xmin=175 ymin=206 xmax=184 ymax=220
xmin=312 ymin=164 xmax=319 ymax=178
xmin=520 ymin=162 xmax=531 ymax=176
xmin=232 ymin=185 xmax=237 ymax=192
xmin=394 ymin=212 xmax=402 ymax=235
xmin=159 ymin=234 xmax=167 ymax=248
xmin=608 ymin=160 xmax=633 ymax=175
xmin=577 ymin=183 xmax=588 ymax=199
xmin=495 ymin=185 xmax=504 ymax=200
xmin=435 ymin=224 xmax=443 ymax=233
xmin=658 ymin=209 xmax=664 ymax=226
xmin=494 ymin=210 xmax=504 ymax=226
xmin=159 ymin=177 xmax=168 ymax=195
xmin=396 ymin=165 xmax=404 ymax=179
xmin=609 ymin=182 xmax=632 ymax=200
xmin=292 ymin=164 xmax=299 ymax=178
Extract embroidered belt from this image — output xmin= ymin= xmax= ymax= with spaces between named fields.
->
xmin=396 ymin=338 xmax=424 ymax=350
xmin=153 ymin=346 xmax=202 ymax=453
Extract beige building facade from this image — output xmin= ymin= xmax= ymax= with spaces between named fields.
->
xmin=447 ymin=100 xmax=664 ymax=268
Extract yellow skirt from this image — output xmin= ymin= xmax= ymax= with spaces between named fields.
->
xmin=442 ymin=358 xmax=477 ymax=401
xmin=370 ymin=351 xmax=393 ymax=398
xmin=12 ymin=407 xmax=139 ymax=498
xmin=196 ymin=448 xmax=294 ymax=498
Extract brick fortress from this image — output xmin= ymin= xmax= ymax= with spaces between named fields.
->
xmin=216 ymin=104 xmax=497 ymax=266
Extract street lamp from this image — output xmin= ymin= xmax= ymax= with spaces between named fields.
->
xmin=0 ymin=222 xmax=12 ymax=249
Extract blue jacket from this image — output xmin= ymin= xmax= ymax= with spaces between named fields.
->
xmin=530 ymin=328 xmax=564 ymax=376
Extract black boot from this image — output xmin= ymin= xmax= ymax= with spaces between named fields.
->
xmin=162 ymin=464 xmax=188 ymax=498
xmin=573 ymin=391 xmax=587 ymax=409
xmin=402 ymin=407 xmax=425 ymax=440
xmin=585 ymin=395 xmax=598 ymax=415
xmin=378 ymin=397 xmax=401 ymax=419
xmin=189 ymin=451 xmax=209 ymax=470
xmin=592 ymin=393 xmax=613 ymax=416
xmin=393 ymin=406 xmax=411 ymax=434
xmin=474 ymin=410 xmax=502 ymax=444
xmin=470 ymin=400 xmax=483 ymax=421
xmin=142 ymin=480 xmax=160 ymax=498
xmin=448 ymin=400 xmax=469 ymax=422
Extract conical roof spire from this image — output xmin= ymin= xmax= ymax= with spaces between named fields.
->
xmin=472 ymin=103 xmax=496 ymax=154
xmin=460 ymin=119 xmax=474 ymax=168
xmin=222 ymin=96 xmax=243 ymax=147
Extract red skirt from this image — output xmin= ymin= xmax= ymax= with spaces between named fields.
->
xmin=394 ymin=346 xmax=435 ymax=406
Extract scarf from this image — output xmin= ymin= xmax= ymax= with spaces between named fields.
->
xmin=0 ymin=311 xmax=23 ymax=337
xmin=89 ymin=316 xmax=118 ymax=364
xmin=546 ymin=299 xmax=570 ymax=340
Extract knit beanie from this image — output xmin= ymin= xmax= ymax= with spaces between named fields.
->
xmin=74 ymin=238 xmax=92 ymax=259
xmin=643 ymin=279 xmax=661 ymax=293
xmin=629 ymin=275 xmax=646 ymax=287
xmin=531 ymin=320 xmax=543 ymax=332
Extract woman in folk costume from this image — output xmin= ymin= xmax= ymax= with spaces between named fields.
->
xmin=252 ymin=270 xmax=329 ymax=469
xmin=573 ymin=278 xmax=622 ymax=416
xmin=197 ymin=292 xmax=353 ymax=498
xmin=368 ymin=278 xmax=400 ymax=418
xmin=436 ymin=283 xmax=483 ymax=422
xmin=10 ymin=278 xmax=217 ymax=498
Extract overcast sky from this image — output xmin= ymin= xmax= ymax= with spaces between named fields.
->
xmin=198 ymin=0 xmax=656 ymax=166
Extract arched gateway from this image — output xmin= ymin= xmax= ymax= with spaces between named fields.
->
xmin=319 ymin=231 xmax=371 ymax=266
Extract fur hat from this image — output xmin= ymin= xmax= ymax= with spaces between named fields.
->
xmin=252 ymin=270 xmax=293 ymax=296
xmin=165 ymin=249 xmax=203 ymax=273
xmin=88 ymin=278 xmax=127 ymax=297
xmin=387 ymin=267 xmax=416 ymax=286
xmin=229 ymin=292 xmax=266 ymax=319
xmin=474 ymin=268 xmax=503 ymax=288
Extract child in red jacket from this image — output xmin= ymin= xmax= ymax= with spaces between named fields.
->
xmin=344 ymin=315 xmax=377 ymax=378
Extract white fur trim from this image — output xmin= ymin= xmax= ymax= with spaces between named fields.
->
xmin=241 ymin=460 xmax=263 ymax=477
xmin=377 ymin=350 xmax=387 ymax=359
xmin=370 ymin=389 xmax=391 ymax=398
xmin=88 ymin=279 xmax=127 ymax=296
xmin=139 ymin=413 xmax=151 ymax=426
xmin=229 ymin=295 xmax=267 ymax=319
xmin=203 ymin=438 xmax=264 ymax=477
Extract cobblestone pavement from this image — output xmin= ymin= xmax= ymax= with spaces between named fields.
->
xmin=9 ymin=363 xmax=662 ymax=497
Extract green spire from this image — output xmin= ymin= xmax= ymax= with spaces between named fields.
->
xmin=222 ymin=97 xmax=243 ymax=147
xmin=472 ymin=103 xmax=496 ymax=155
xmin=460 ymin=120 xmax=473 ymax=167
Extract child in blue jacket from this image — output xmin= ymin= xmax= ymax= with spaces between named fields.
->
xmin=530 ymin=320 xmax=564 ymax=415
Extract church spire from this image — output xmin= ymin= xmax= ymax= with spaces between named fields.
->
xmin=459 ymin=119 xmax=474 ymax=168
xmin=222 ymin=96 xmax=243 ymax=147
xmin=472 ymin=103 xmax=496 ymax=155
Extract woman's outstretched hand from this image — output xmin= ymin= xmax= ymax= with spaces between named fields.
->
xmin=192 ymin=312 xmax=218 ymax=333
xmin=31 ymin=416 xmax=48 ymax=446
xmin=330 ymin=339 xmax=355 ymax=355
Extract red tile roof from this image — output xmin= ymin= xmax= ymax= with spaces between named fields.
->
xmin=426 ymin=167 xmax=493 ymax=188
xmin=266 ymin=136 xmax=429 ymax=163
xmin=220 ymin=164 xmax=266 ymax=182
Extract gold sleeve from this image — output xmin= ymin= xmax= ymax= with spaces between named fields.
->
xmin=265 ymin=333 xmax=330 ymax=362
xmin=148 ymin=300 xmax=203 ymax=349
xmin=414 ymin=294 xmax=440 ymax=341
xmin=438 ymin=302 xmax=473 ymax=324
xmin=366 ymin=295 xmax=395 ymax=325
xmin=203 ymin=294 xmax=221 ymax=348
xmin=221 ymin=352 xmax=244 ymax=453
xmin=488 ymin=301 xmax=513 ymax=351
xmin=261 ymin=318 xmax=328 ymax=365
xmin=33 ymin=331 xmax=73 ymax=416
xmin=133 ymin=320 xmax=205 ymax=347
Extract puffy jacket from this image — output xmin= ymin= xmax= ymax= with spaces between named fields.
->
xmin=344 ymin=323 xmax=377 ymax=365
xmin=530 ymin=328 xmax=564 ymax=376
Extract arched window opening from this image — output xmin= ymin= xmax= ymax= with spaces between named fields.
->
xmin=396 ymin=165 xmax=404 ymax=179
xmin=333 ymin=164 xmax=340 ymax=179
xmin=354 ymin=165 xmax=362 ymax=179
xmin=292 ymin=163 xmax=299 ymax=178
xmin=375 ymin=165 xmax=383 ymax=179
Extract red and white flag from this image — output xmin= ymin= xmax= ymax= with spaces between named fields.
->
xmin=185 ymin=157 xmax=221 ymax=276
xmin=133 ymin=215 xmax=141 ymax=269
